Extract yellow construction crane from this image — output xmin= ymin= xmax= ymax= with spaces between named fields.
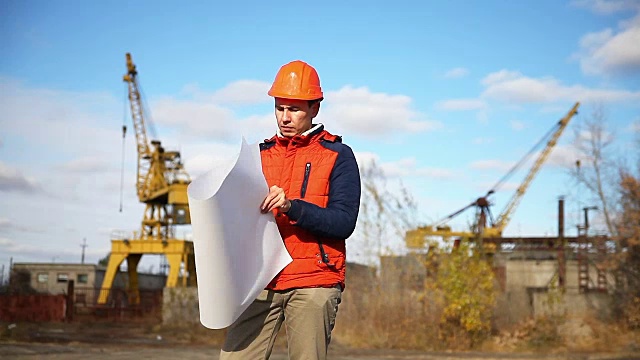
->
xmin=406 ymin=102 xmax=580 ymax=251
xmin=98 ymin=53 xmax=197 ymax=305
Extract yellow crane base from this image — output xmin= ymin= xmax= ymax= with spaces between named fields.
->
xmin=97 ymin=238 xmax=196 ymax=305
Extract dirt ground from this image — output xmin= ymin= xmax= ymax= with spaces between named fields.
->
xmin=1 ymin=321 xmax=638 ymax=360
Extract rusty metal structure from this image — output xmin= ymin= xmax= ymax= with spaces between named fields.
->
xmin=405 ymin=102 xmax=613 ymax=292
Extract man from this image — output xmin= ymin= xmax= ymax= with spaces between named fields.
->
xmin=220 ymin=60 xmax=361 ymax=359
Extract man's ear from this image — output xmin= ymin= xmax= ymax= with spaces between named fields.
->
xmin=311 ymin=102 xmax=320 ymax=118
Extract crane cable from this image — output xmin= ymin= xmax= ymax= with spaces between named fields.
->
xmin=487 ymin=119 xmax=561 ymax=195
xmin=119 ymin=82 xmax=128 ymax=213
xmin=433 ymin=118 xmax=563 ymax=227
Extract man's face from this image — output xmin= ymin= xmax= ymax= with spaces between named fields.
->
xmin=275 ymin=98 xmax=319 ymax=137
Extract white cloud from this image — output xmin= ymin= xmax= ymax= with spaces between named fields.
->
xmin=56 ymin=156 xmax=114 ymax=173
xmin=382 ymin=158 xmax=455 ymax=179
xmin=0 ymin=79 xmax=154 ymax=263
xmin=379 ymin=158 xmax=417 ymax=177
xmin=444 ymin=67 xmax=469 ymax=79
xmin=472 ymin=144 xmax=580 ymax=181
xmin=0 ymin=236 xmax=108 ymax=262
xmin=415 ymin=167 xmax=456 ymax=180
xmin=575 ymin=20 xmax=640 ymax=76
xmin=547 ymin=144 xmax=583 ymax=167
xmin=481 ymin=69 xmax=640 ymax=103
xmin=151 ymin=84 xmax=275 ymax=142
xmin=320 ymin=85 xmax=441 ymax=138
xmin=181 ymin=80 xmax=271 ymax=105
xmin=0 ymin=218 xmax=43 ymax=233
xmin=355 ymin=152 xmax=455 ymax=180
xmin=211 ymin=80 xmax=271 ymax=105
xmin=0 ymin=77 xmax=283 ymax=267
xmin=476 ymin=181 xmax=521 ymax=193
xmin=571 ymin=0 xmax=640 ymax=15
xmin=353 ymin=152 xmax=382 ymax=175
xmin=151 ymin=97 xmax=238 ymax=139
xmin=0 ymin=161 xmax=41 ymax=193
xmin=142 ymin=83 xmax=438 ymax=142
xmin=437 ymin=99 xmax=487 ymax=111
xmin=629 ymin=121 xmax=640 ymax=132
xmin=470 ymin=159 xmax=516 ymax=172
xmin=0 ymin=78 xmax=121 ymax=157
xmin=184 ymin=142 xmax=242 ymax=179
xmin=576 ymin=128 xmax=615 ymax=144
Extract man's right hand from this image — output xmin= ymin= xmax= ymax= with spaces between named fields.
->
xmin=260 ymin=185 xmax=290 ymax=213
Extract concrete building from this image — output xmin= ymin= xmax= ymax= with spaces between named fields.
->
xmin=12 ymin=263 xmax=101 ymax=294
xmin=11 ymin=262 xmax=167 ymax=306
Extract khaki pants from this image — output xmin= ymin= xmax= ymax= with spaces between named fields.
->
xmin=220 ymin=286 xmax=342 ymax=360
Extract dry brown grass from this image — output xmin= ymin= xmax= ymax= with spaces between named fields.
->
xmin=483 ymin=314 xmax=640 ymax=354
xmin=333 ymin=282 xmax=441 ymax=350
xmin=331 ymin=262 xmax=640 ymax=354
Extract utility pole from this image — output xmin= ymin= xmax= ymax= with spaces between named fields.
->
xmin=584 ymin=206 xmax=598 ymax=237
xmin=558 ymin=197 xmax=566 ymax=289
xmin=80 ymin=238 xmax=88 ymax=264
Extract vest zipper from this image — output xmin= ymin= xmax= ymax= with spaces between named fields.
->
xmin=299 ymin=161 xmax=334 ymax=268
xmin=300 ymin=162 xmax=311 ymax=198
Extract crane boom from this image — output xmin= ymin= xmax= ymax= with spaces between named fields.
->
xmin=123 ymin=52 xmax=152 ymax=201
xmin=488 ymin=102 xmax=580 ymax=237
xmin=121 ymin=53 xmax=190 ymax=237
xmin=406 ymin=102 xmax=581 ymax=249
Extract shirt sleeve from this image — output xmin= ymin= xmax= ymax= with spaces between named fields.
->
xmin=286 ymin=143 xmax=361 ymax=239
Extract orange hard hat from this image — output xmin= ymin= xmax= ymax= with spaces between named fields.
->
xmin=268 ymin=60 xmax=323 ymax=101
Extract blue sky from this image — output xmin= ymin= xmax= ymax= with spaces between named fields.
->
xmin=1 ymin=0 xmax=639 ymax=271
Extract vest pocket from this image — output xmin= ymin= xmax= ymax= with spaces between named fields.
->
xmin=300 ymin=162 xmax=311 ymax=198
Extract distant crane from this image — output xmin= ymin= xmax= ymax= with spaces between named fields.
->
xmin=406 ymin=102 xmax=580 ymax=252
xmin=98 ymin=53 xmax=197 ymax=305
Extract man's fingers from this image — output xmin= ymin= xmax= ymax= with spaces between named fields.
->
xmin=261 ymin=193 xmax=280 ymax=212
xmin=261 ymin=185 xmax=286 ymax=213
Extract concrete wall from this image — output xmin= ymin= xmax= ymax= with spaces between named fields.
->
xmin=162 ymin=287 xmax=200 ymax=326
xmin=531 ymin=290 xmax=612 ymax=318
xmin=379 ymin=254 xmax=427 ymax=293
xmin=494 ymin=258 xmax=613 ymax=326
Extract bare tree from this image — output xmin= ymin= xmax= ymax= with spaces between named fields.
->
xmin=570 ymin=105 xmax=619 ymax=237
xmin=571 ymin=105 xmax=640 ymax=326
xmin=357 ymin=159 xmax=419 ymax=266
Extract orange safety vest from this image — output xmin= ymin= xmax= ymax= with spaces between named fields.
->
xmin=261 ymin=128 xmax=346 ymax=290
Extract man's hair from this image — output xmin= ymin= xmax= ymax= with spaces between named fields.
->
xmin=308 ymin=99 xmax=322 ymax=107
